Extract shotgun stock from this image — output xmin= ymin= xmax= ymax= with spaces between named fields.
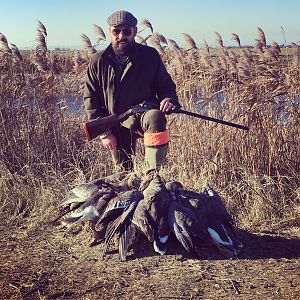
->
xmin=83 ymin=102 xmax=151 ymax=141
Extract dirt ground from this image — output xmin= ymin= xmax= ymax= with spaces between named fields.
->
xmin=0 ymin=217 xmax=299 ymax=300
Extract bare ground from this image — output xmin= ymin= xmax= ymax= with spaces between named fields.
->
xmin=0 ymin=217 xmax=299 ymax=300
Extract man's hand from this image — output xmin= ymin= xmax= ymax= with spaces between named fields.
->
xmin=101 ymin=132 xmax=117 ymax=150
xmin=160 ymin=98 xmax=177 ymax=113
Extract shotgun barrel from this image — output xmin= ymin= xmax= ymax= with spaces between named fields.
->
xmin=174 ymin=108 xmax=249 ymax=131
xmin=140 ymin=101 xmax=249 ymax=130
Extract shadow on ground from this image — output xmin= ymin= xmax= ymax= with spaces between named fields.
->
xmin=103 ymin=226 xmax=300 ymax=261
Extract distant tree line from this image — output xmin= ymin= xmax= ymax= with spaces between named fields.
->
xmin=54 ymin=47 xmax=72 ymax=51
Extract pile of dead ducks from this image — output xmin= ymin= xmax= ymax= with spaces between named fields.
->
xmin=54 ymin=171 xmax=243 ymax=261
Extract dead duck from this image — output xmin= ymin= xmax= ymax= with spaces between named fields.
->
xmin=61 ymin=188 xmax=113 ymax=224
xmin=53 ymin=183 xmax=116 ymax=247
xmin=131 ymin=172 xmax=171 ymax=255
xmin=102 ymin=190 xmax=144 ymax=261
xmin=53 ymin=182 xmax=112 ymax=223
xmin=54 ymin=171 xmax=141 ymax=222
xmin=180 ymin=185 xmax=243 ymax=258
xmin=53 ymin=171 xmax=140 ymax=246
xmin=166 ymin=181 xmax=205 ymax=258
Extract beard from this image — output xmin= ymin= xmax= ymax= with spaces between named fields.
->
xmin=112 ymin=39 xmax=135 ymax=56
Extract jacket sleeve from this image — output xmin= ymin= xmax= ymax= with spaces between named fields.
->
xmin=152 ymin=51 xmax=179 ymax=105
xmin=83 ymin=57 xmax=107 ymax=120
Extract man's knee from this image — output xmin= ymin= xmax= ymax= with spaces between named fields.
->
xmin=141 ymin=109 xmax=167 ymax=132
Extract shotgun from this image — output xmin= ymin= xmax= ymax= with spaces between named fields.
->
xmin=83 ymin=101 xmax=249 ymax=141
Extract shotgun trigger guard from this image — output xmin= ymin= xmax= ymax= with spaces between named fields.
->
xmin=131 ymin=102 xmax=158 ymax=115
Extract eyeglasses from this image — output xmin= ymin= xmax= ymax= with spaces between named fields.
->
xmin=111 ymin=28 xmax=133 ymax=37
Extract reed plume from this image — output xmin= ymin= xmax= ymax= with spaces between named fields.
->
xmin=0 ymin=32 xmax=8 ymax=44
xmin=271 ymin=41 xmax=281 ymax=58
xmin=93 ymin=24 xmax=106 ymax=41
xmin=81 ymin=34 xmax=97 ymax=55
xmin=215 ymin=32 xmax=224 ymax=48
xmin=0 ymin=33 xmax=12 ymax=54
xmin=231 ymin=32 xmax=241 ymax=47
xmin=167 ymin=39 xmax=180 ymax=50
xmin=36 ymin=21 xmax=47 ymax=56
xmin=201 ymin=40 xmax=210 ymax=53
xmin=139 ymin=18 xmax=153 ymax=33
xmin=181 ymin=33 xmax=197 ymax=49
xmin=10 ymin=43 xmax=23 ymax=62
xmin=166 ymin=38 xmax=181 ymax=58
xmin=152 ymin=32 xmax=167 ymax=44
xmin=257 ymin=27 xmax=266 ymax=47
xmin=37 ymin=20 xmax=47 ymax=37
xmin=34 ymin=21 xmax=50 ymax=73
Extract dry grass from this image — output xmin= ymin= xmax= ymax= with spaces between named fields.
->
xmin=0 ymin=24 xmax=299 ymax=231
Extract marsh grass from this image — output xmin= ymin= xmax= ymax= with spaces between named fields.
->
xmin=0 ymin=25 xmax=299 ymax=229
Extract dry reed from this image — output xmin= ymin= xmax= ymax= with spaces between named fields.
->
xmin=0 ymin=22 xmax=299 ymax=230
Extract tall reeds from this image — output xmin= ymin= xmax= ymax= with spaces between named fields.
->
xmin=0 ymin=22 xmax=299 ymax=227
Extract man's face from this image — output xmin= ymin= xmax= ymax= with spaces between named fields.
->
xmin=109 ymin=25 xmax=137 ymax=56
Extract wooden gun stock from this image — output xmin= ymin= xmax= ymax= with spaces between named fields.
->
xmin=82 ymin=102 xmax=152 ymax=141
xmin=83 ymin=109 xmax=133 ymax=141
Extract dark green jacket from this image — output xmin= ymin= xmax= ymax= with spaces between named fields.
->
xmin=83 ymin=42 xmax=178 ymax=121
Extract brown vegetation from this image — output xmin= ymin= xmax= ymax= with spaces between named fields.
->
xmin=0 ymin=22 xmax=299 ymax=299
xmin=0 ymin=24 xmax=299 ymax=226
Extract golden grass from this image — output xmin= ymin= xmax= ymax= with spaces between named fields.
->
xmin=0 ymin=24 xmax=299 ymax=229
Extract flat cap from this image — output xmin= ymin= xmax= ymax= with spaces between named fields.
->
xmin=107 ymin=10 xmax=137 ymax=27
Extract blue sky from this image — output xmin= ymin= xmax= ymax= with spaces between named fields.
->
xmin=0 ymin=0 xmax=299 ymax=49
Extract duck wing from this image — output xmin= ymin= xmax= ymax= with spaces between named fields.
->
xmin=168 ymin=200 xmax=204 ymax=257
xmin=103 ymin=191 xmax=143 ymax=248
xmin=131 ymin=200 xmax=155 ymax=242
xmin=98 ymin=190 xmax=142 ymax=231
xmin=119 ymin=222 xmax=138 ymax=262
xmin=103 ymin=193 xmax=143 ymax=261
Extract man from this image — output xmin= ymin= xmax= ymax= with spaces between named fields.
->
xmin=83 ymin=10 xmax=180 ymax=173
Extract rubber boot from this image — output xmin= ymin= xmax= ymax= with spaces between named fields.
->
xmin=111 ymin=149 xmax=134 ymax=171
xmin=144 ymin=143 xmax=168 ymax=173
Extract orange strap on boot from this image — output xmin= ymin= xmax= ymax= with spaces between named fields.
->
xmin=144 ymin=129 xmax=170 ymax=147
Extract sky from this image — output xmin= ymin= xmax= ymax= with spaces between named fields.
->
xmin=0 ymin=0 xmax=299 ymax=50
